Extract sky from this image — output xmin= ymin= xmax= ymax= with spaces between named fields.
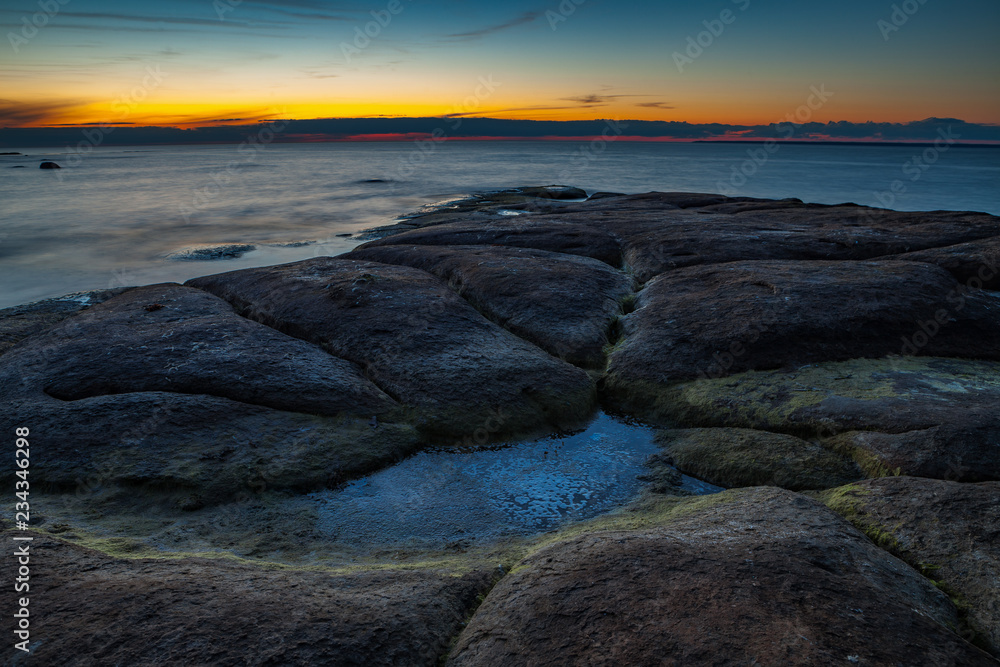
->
xmin=1 ymin=0 xmax=998 ymax=139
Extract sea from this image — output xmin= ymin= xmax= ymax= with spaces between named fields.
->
xmin=2 ymin=141 xmax=998 ymax=309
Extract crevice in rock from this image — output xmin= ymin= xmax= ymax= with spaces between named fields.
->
xmin=437 ymin=566 xmax=508 ymax=666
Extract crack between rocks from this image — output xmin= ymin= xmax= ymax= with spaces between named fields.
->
xmin=437 ymin=566 xmax=508 ymax=666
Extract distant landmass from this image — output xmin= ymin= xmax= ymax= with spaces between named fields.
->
xmin=2 ymin=117 xmax=998 ymax=148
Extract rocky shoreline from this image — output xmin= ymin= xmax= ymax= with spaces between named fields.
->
xmin=2 ymin=187 xmax=998 ymax=665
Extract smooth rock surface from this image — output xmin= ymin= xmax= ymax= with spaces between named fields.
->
xmin=603 ymin=260 xmax=1000 ymax=399
xmin=449 ymin=487 xmax=993 ymax=666
xmin=821 ymin=477 xmax=1000 ymax=657
xmin=890 ymin=236 xmax=1000 ymax=290
xmin=0 ymin=284 xmax=420 ymax=501
xmin=0 ymin=288 xmax=132 ymax=356
xmin=1 ymin=283 xmax=398 ymax=418
xmin=347 ymin=244 xmax=634 ymax=368
xmin=357 ymin=218 xmax=623 ymax=267
xmin=515 ymin=194 xmax=1000 ymax=282
xmin=2 ymin=530 xmax=494 ymax=666
xmin=0 ymin=390 xmax=419 ymax=502
xmin=188 ymin=257 xmax=596 ymax=438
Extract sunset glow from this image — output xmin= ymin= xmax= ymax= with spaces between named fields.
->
xmin=2 ymin=0 xmax=998 ymax=137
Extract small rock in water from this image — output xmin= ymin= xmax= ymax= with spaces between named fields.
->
xmin=166 ymin=244 xmax=256 ymax=261
xmin=39 ymin=161 xmax=61 ymax=169
xmin=266 ymin=240 xmax=316 ymax=248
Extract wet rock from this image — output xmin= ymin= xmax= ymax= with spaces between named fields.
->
xmin=635 ymin=456 xmax=686 ymax=494
xmin=347 ymin=244 xmax=634 ymax=368
xmin=3 ymin=530 xmax=494 ymax=666
xmin=449 ymin=487 xmax=993 ymax=666
xmin=188 ymin=258 xmax=596 ymax=438
xmin=603 ymin=260 xmax=1000 ymax=402
xmin=39 ymin=161 xmax=61 ymax=169
xmin=820 ymin=477 xmax=1000 ymax=657
xmin=357 ymin=218 xmax=623 ymax=267
xmin=645 ymin=357 xmax=1000 ymax=482
xmin=166 ymin=243 xmax=256 ymax=261
xmin=655 ymin=427 xmax=862 ymax=491
xmin=0 ymin=287 xmax=132 ymax=356
xmin=360 ymin=189 xmax=590 ymax=241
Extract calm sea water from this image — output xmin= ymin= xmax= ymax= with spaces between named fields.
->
xmin=1 ymin=141 xmax=998 ymax=309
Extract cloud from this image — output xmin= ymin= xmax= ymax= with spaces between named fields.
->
xmin=299 ymin=69 xmax=340 ymax=79
xmin=255 ymin=9 xmax=355 ymax=21
xmin=560 ymin=93 xmax=654 ymax=108
xmin=562 ymin=95 xmax=610 ymax=106
xmin=0 ymin=99 xmax=82 ymax=126
xmin=637 ymin=102 xmax=675 ymax=110
xmin=37 ymin=11 xmax=257 ymax=28
xmin=446 ymin=11 xmax=542 ymax=40
xmin=443 ymin=105 xmax=583 ymax=118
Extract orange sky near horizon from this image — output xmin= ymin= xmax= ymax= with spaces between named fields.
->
xmin=2 ymin=0 xmax=998 ymax=131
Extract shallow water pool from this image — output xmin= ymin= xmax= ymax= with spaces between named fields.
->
xmin=311 ymin=412 xmax=722 ymax=549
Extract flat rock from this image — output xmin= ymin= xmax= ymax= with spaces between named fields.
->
xmin=3 ymin=530 xmax=493 ymax=666
xmin=0 ymin=288 xmax=132 ymax=356
xmin=603 ymin=260 xmax=1000 ymax=403
xmin=0 ymin=283 xmax=398 ymax=419
xmin=821 ymin=477 xmax=1000 ymax=657
xmin=449 ymin=487 xmax=994 ymax=666
xmin=529 ymin=195 xmax=1000 ymax=282
xmin=188 ymin=257 xmax=596 ymax=438
xmin=646 ymin=357 xmax=1000 ymax=482
xmin=654 ymin=427 xmax=862 ymax=491
xmin=357 ymin=218 xmax=623 ymax=267
xmin=347 ymin=244 xmax=634 ymax=368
